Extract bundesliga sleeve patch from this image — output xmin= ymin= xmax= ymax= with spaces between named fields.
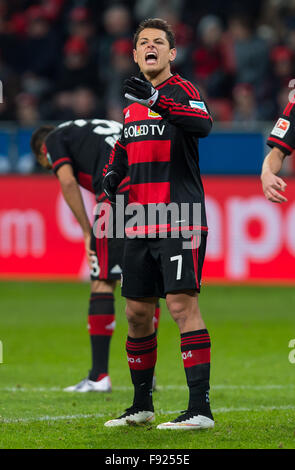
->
xmin=189 ymin=100 xmax=208 ymax=113
xmin=271 ymin=118 xmax=290 ymax=138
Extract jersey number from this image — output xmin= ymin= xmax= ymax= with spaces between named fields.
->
xmin=170 ymin=255 xmax=183 ymax=280
xmin=91 ymin=119 xmax=122 ymax=135
xmin=90 ymin=255 xmax=100 ymax=278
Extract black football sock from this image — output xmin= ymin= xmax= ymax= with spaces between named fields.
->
xmin=126 ymin=332 xmax=157 ymax=410
xmin=87 ymin=292 xmax=115 ymax=381
xmin=181 ymin=329 xmax=213 ymax=420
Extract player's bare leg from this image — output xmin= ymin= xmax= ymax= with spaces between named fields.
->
xmin=91 ymin=279 xmax=116 ymax=293
xmin=166 ymin=290 xmax=205 ymax=333
xmin=125 ymin=297 xmax=157 ymax=337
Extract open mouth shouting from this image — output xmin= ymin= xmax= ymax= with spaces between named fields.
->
xmin=145 ymin=52 xmax=158 ymax=65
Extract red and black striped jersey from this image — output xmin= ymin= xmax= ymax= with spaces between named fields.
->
xmin=267 ymin=101 xmax=295 ymax=155
xmin=44 ymin=119 xmax=126 ymax=197
xmin=104 ymin=73 xmax=212 ymax=235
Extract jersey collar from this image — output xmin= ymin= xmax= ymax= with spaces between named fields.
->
xmin=155 ymin=73 xmax=178 ymax=90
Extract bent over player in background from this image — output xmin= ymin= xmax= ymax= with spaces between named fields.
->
xmin=31 ymin=119 xmax=161 ymax=392
xmin=261 ymin=99 xmax=295 ymax=202
xmin=103 ymin=18 xmax=214 ymax=429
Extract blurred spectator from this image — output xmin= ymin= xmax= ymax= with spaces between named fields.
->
xmin=21 ymin=72 xmax=51 ymax=100
xmin=287 ymin=28 xmax=295 ymax=54
xmin=207 ymin=98 xmax=233 ymax=122
xmin=40 ymin=0 xmax=65 ymax=23
xmin=228 ymin=15 xmax=270 ymax=90
xmin=55 ymin=36 xmax=99 ymax=93
xmin=97 ymin=4 xmax=133 ymax=86
xmin=231 ymin=83 xmax=261 ymax=127
xmin=105 ymin=38 xmax=137 ymax=121
xmin=41 ymin=86 xmax=105 ymax=121
xmin=15 ymin=92 xmax=40 ymax=127
xmin=0 ymin=52 xmax=20 ymax=120
xmin=8 ymin=12 xmax=27 ymax=36
xmin=270 ymin=45 xmax=294 ymax=90
xmin=102 ymin=4 xmax=132 ymax=37
xmin=276 ymin=86 xmax=292 ymax=115
xmin=40 ymin=90 xmax=75 ymax=121
xmin=157 ymin=9 xmax=193 ymax=76
xmin=70 ymin=87 xmax=104 ymax=120
xmin=183 ymin=0 xmax=263 ymax=28
xmin=0 ymin=0 xmax=7 ymax=17
xmin=259 ymin=45 xmax=295 ymax=118
xmin=134 ymin=0 xmax=182 ymax=22
xmin=0 ymin=97 xmax=13 ymax=121
xmin=192 ymin=15 xmax=234 ymax=98
xmin=67 ymin=6 xmax=96 ymax=41
xmin=0 ymin=0 xmax=295 ymax=140
xmin=19 ymin=5 xmax=61 ymax=79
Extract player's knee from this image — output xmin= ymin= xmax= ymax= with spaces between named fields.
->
xmin=125 ymin=304 xmax=151 ymax=329
xmin=91 ymin=279 xmax=116 ymax=293
xmin=167 ymin=299 xmax=188 ymax=327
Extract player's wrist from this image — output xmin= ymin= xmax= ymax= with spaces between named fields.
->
xmin=260 ymin=166 xmax=273 ymax=179
xmin=146 ymin=88 xmax=159 ymax=108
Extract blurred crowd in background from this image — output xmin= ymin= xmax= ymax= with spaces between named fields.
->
xmin=0 ymin=0 xmax=295 ymax=127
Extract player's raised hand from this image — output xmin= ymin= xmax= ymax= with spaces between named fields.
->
xmin=261 ymin=171 xmax=287 ymax=203
xmin=123 ymin=76 xmax=159 ymax=107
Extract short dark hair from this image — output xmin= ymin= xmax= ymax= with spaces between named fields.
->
xmin=133 ymin=18 xmax=176 ymax=49
xmin=30 ymin=125 xmax=55 ymax=157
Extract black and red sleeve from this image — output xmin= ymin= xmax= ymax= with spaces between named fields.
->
xmin=267 ymin=101 xmax=295 ymax=155
xmin=151 ymin=79 xmax=212 ymax=136
xmin=45 ymin=131 xmax=72 ymax=174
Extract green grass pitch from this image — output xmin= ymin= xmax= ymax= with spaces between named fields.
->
xmin=0 ymin=281 xmax=295 ymax=449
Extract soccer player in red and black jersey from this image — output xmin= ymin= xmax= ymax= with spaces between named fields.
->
xmin=261 ymin=99 xmax=295 ymax=203
xmin=103 ymin=18 xmax=214 ymax=430
xmin=31 ymin=119 xmax=161 ymax=392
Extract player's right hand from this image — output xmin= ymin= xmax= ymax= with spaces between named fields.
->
xmin=84 ymin=232 xmax=95 ymax=269
xmin=261 ymin=171 xmax=288 ymax=203
xmin=102 ymin=170 xmax=121 ymax=203
xmin=124 ymin=76 xmax=159 ymax=108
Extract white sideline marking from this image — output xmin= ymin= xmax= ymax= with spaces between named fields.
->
xmin=0 ymin=413 xmax=105 ymax=424
xmin=0 ymin=384 xmax=292 ymax=392
xmin=1 ymin=405 xmax=295 ymax=424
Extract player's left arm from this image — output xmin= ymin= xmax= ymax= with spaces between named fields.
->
xmin=56 ymin=164 xmax=95 ymax=266
xmin=124 ymin=76 xmax=212 ymax=136
xmin=262 ymin=103 xmax=295 ymax=203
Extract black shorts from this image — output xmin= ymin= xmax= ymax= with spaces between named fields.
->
xmin=90 ymin=199 xmax=125 ymax=281
xmin=121 ymin=233 xmax=207 ymax=299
